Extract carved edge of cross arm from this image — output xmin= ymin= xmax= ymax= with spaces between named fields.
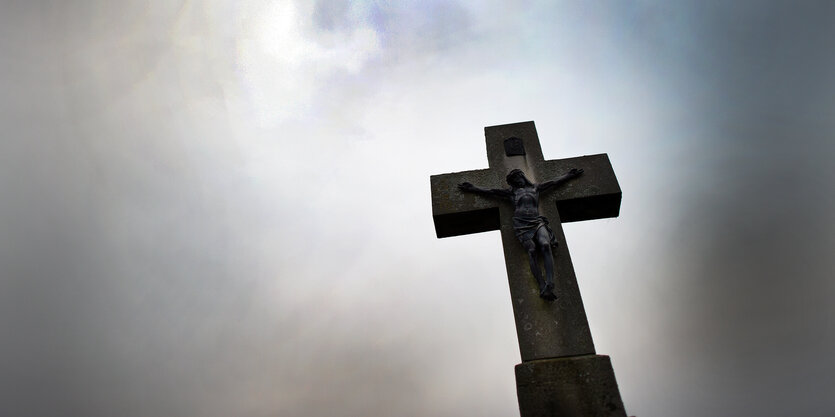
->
xmin=430 ymin=168 xmax=503 ymax=238
xmin=539 ymin=153 xmax=622 ymax=223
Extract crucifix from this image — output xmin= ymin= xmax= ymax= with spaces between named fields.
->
xmin=430 ymin=121 xmax=628 ymax=417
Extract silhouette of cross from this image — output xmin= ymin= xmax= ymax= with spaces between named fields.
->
xmin=430 ymin=121 xmax=621 ymax=361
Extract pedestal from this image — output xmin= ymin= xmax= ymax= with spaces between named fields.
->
xmin=515 ymin=355 xmax=627 ymax=417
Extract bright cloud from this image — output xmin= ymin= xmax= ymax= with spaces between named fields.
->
xmin=236 ymin=1 xmax=381 ymax=124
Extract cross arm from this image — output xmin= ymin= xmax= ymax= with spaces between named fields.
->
xmin=539 ymin=153 xmax=621 ymax=223
xmin=430 ymin=153 xmax=621 ymax=238
xmin=430 ymin=168 xmax=504 ymax=238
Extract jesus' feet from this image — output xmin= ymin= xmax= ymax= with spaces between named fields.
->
xmin=540 ymin=284 xmax=557 ymax=301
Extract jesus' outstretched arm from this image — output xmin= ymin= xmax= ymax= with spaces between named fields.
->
xmin=458 ymin=182 xmax=512 ymax=200
xmin=536 ymin=168 xmax=583 ymax=193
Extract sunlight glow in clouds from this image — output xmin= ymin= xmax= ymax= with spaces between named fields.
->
xmin=237 ymin=1 xmax=381 ymax=124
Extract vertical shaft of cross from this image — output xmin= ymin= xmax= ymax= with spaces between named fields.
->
xmin=483 ymin=122 xmax=595 ymax=361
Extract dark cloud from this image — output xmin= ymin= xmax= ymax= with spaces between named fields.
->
xmin=652 ymin=2 xmax=835 ymax=416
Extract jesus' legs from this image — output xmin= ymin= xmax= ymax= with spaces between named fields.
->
xmin=535 ymin=228 xmax=557 ymax=301
xmin=522 ymin=240 xmax=546 ymax=294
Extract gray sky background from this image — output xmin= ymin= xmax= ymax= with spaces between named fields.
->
xmin=1 ymin=1 xmax=834 ymax=416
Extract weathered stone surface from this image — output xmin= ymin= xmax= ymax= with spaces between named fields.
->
xmin=430 ymin=168 xmax=502 ymax=238
xmin=515 ymin=355 xmax=626 ymax=417
xmin=539 ymin=155 xmax=621 ymax=223
xmin=484 ymin=121 xmax=545 ymax=170
xmin=502 ymin=206 xmax=595 ymax=360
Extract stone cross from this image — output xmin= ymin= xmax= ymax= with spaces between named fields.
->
xmin=430 ymin=121 xmax=627 ymax=416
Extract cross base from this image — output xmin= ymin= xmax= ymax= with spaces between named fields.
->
xmin=515 ymin=355 xmax=627 ymax=417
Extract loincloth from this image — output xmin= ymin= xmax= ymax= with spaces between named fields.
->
xmin=513 ymin=215 xmax=558 ymax=247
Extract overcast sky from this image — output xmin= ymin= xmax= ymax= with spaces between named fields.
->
xmin=2 ymin=1 xmax=834 ymax=416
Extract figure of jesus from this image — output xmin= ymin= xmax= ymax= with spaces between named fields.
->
xmin=459 ymin=168 xmax=583 ymax=300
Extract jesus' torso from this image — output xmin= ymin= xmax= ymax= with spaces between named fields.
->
xmin=512 ymin=186 xmax=540 ymax=218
